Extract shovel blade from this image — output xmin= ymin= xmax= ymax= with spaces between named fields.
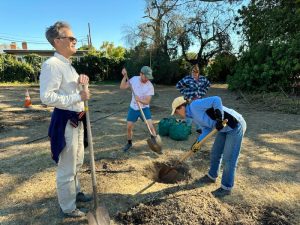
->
xmin=87 ymin=207 xmax=110 ymax=225
xmin=158 ymin=164 xmax=179 ymax=183
xmin=96 ymin=206 xmax=110 ymax=225
xmin=147 ymin=136 xmax=162 ymax=154
xmin=87 ymin=212 xmax=98 ymax=225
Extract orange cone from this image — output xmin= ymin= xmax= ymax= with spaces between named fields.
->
xmin=24 ymin=89 xmax=32 ymax=108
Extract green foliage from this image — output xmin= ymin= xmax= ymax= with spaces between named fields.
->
xmin=124 ymin=42 xmax=189 ymax=84
xmin=123 ymin=42 xmax=151 ymax=77
xmin=228 ymin=38 xmax=300 ymax=93
xmin=206 ymin=52 xmax=237 ymax=82
xmin=72 ymin=49 xmax=125 ymax=81
xmin=0 ymin=54 xmax=34 ymax=82
xmin=230 ymin=0 xmax=300 ymax=93
xmin=100 ymin=41 xmax=126 ymax=60
xmin=239 ymin=0 xmax=300 ymax=45
xmin=23 ymin=54 xmax=42 ymax=82
xmin=77 ymin=45 xmax=96 ymax=51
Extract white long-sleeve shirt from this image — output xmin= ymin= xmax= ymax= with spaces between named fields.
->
xmin=40 ymin=52 xmax=83 ymax=112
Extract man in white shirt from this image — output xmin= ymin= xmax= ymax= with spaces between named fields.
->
xmin=120 ymin=66 xmax=157 ymax=152
xmin=40 ymin=21 xmax=91 ymax=218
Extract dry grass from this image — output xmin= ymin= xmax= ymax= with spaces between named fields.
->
xmin=0 ymin=84 xmax=299 ymax=225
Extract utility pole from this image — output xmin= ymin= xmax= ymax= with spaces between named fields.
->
xmin=87 ymin=35 xmax=90 ymax=47
xmin=88 ymin=23 xmax=92 ymax=48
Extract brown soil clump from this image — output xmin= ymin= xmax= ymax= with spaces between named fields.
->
xmin=118 ymin=189 xmax=241 ymax=225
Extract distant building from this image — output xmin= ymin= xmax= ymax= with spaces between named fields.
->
xmin=0 ymin=44 xmax=13 ymax=53
xmin=2 ymin=42 xmax=88 ymax=62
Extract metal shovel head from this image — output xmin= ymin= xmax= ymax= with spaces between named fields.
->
xmin=158 ymin=163 xmax=179 ymax=183
xmin=87 ymin=206 xmax=110 ymax=225
xmin=147 ymin=135 xmax=162 ymax=154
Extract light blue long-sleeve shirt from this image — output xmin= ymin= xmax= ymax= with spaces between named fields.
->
xmin=186 ymin=96 xmax=243 ymax=141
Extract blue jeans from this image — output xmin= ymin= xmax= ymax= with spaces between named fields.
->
xmin=208 ymin=118 xmax=246 ymax=190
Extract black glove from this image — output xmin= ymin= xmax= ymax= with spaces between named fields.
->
xmin=214 ymin=109 xmax=224 ymax=131
xmin=214 ymin=109 xmax=222 ymax=120
xmin=215 ymin=120 xmax=224 ymax=131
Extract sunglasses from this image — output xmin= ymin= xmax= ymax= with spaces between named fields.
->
xmin=57 ymin=36 xmax=77 ymax=42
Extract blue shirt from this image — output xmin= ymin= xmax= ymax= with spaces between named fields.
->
xmin=176 ymin=75 xmax=210 ymax=100
xmin=186 ymin=96 xmax=243 ymax=141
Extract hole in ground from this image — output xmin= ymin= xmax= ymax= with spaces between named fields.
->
xmin=143 ymin=161 xmax=191 ymax=184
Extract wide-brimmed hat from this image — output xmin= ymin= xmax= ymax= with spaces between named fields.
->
xmin=171 ymin=96 xmax=186 ymax=115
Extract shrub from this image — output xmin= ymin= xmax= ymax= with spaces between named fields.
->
xmin=206 ymin=52 xmax=237 ymax=83
xmin=0 ymin=54 xmax=34 ymax=82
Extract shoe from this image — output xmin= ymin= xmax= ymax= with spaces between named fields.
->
xmin=76 ymin=192 xmax=92 ymax=202
xmin=63 ymin=208 xmax=86 ymax=218
xmin=122 ymin=143 xmax=132 ymax=152
xmin=211 ymin=187 xmax=231 ymax=198
xmin=197 ymin=175 xmax=216 ymax=184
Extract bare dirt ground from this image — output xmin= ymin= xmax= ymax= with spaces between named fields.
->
xmin=0 ymin=84 xmax=299 ymax=225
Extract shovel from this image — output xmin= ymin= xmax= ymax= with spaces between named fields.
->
xmin=124 ymin=72 xmax=162 ymax=154
xmin=158 ymin=120 xmax=228 ymax=183
xmin=83 ymin=85 xmax=110 ymax=225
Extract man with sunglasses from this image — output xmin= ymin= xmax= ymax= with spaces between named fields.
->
xmin=40 ymin=21 xmax=91 ymax=218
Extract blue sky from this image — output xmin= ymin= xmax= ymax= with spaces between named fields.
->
xmin=0 ymin=0 xmax=146 ymax=50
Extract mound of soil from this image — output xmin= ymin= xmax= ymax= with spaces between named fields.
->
xmin=117 ymin=189 xmax=240 ymax=225
xmin=259 ymin=206 xmax=293 ymax=225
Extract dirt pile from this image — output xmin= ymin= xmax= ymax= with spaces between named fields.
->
xmin=117 ymin=189 xmax=242 ymax=225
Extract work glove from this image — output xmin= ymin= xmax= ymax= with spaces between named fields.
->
xmin=196 ymin=129 xmax=202 ymax=134
xmin=215 ymin=120 xmax=224 ymax=131
xmin=214 ymin=109 xmax=222 ymax=120
xmin=214 ymin=109 xmax=224 ymax=131
xmin=191 ymin=140 xmax=201 ymax=153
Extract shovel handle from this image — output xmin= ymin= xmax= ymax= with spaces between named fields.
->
xmin=178 ymin=119 xmax=228 ymax=163
xmin=83 ymin=85 xmax=99 ymax=210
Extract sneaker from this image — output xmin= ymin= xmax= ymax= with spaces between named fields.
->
xmin=197 ymin=175 xmax=216 ymax=184
xmin=76 ymin=192 xmax=92 ymax=202
xmin=211 ymin=187 xmax=231 ymax=198
xmin=122 ymin=143 xmax=132 ymax=152
xmin=63 ymin=208 xmax=86 ymax=218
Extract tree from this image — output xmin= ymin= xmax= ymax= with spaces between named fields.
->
xmin=176 ymin=2 xmax=235 ymax=68
xmin=125 ymin=0 xmax=240 ymax=65
xmin=23 ymin=54 xmax=42 ymax=83
xmin=206 ymin=52 xmax=237 ymax=82
xmin=237 ymin=0 xmax=300 ymax=46
xmin=100 ymin=41 xmax=126 ymax=60
xmin=121 ymin=0 xmax=244 ymax=83
xmin=78 ymin=45 xmax=95 ymax=51
xmin=228 ymin=0 xmax=300 ymax=93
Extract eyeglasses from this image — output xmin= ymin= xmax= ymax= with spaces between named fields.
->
xmin=57 ymin=36 xmax=77 ymax=42
xmin=192 ymin=70 xmax=199 ymax=74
